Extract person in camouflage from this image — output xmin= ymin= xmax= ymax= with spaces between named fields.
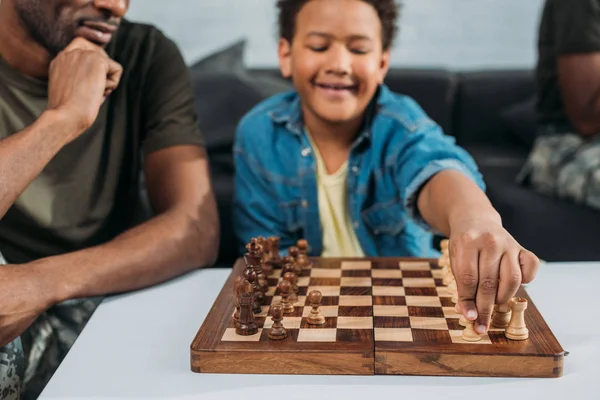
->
xmin=0 ymin=0 xmax=219 ymax=398
xmin=520 ymin=0 xmax=600 ymax=209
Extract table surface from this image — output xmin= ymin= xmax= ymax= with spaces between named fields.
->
xmin=40 ymin=261 xmax=600 ymax=400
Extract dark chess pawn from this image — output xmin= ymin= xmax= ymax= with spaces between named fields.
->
xmin=257 ymin=236 xmax=273 ymax=277
xmin=288 ymin=246 xmax=303 ymax=275
xmin=268 ymin=303 xmax=287 ymax=340
xmin=307 ymin=290 xmax=325 ymax=325
xmin=237 ymin=293 xmax=258 ymax=336
xmin=278 ymin=279 xmax=295 ymax=314
xmin=282 ymin=261 xmax=296 ymax=278
xmin=296 ymin=239 xmax=313 ymax=270
xmin=283 ymin=272 xmax=298 ymax=304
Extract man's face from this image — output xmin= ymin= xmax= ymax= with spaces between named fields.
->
xmin=15 ymin=0 xmax=130 ymax=55
xmin=278 ymin=0 xmax=390 ymax=125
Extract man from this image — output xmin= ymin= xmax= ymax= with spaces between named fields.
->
xmin=519 ymin=0 xmax=600 ymax=209
xmin=0 ymin=0 xmax=219 ymax=398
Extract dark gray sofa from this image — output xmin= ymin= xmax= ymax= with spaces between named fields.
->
xmin=194 ymin=66 xmax=600 ymax=264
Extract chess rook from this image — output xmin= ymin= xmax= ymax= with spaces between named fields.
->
xmin=505 ymin=297 xmax=529 ymax=340
xmin=307 ymin=290 xmax=326 ymax=325
xmin=236 ymin=293 xmax=258 ymax=336
xmin=268 ymin=303 xmax=287 ymax=340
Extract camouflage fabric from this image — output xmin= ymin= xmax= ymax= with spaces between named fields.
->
xmin=0 ymin=252 xmax=102 ymax=399
xmin=518 ymin=132 xmax=600 ymax=210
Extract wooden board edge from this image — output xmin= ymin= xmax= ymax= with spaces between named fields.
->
xmin=191 ymin=349 xmax=374 ymax=375
xmin=375 ymin=351 xmax=564 ymax=378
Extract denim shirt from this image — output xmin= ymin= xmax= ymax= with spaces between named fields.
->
xmin=233 ymin=85 xmax=485 ymax=257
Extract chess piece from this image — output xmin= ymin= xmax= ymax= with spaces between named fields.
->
xmin=233 ymin=276 xmax=251 ymax=328
xmin=278 ymin=279 xmax=295 ymax=314
xmin=268 ymin=303 xmax=287 ymax=340
xmin=283 ymin=272 xmax=299 ymax=304
xmin=236 ymin=293 xmax=258 ymax=336
xmin=505 ymin=297 xmax=529 ymax=340
xmin=307 ymin=290 xmax=326 ymax=325
xmin=243 ymin=255 xmax=263 ymax=314
xmin=296 ymin=239 xmax=313 ymax=270
xmin=282 ymin=261 xmax=296 ymax=279
xmin=246 ymin=238 xmax=268 ymax=293
xmin=288 ymin=246 xmax=302 ymax=275
xmin=491 ymin=302 xmax=512 ymax=329
xmin=461 ymin=321 xmax=482 ymax=342
xmin=269 ymin=237 xmax=282 ymax=268
xmin=448 ymin=280 xmax=458 ymax=304
xmin=257 ymin=236 xmax=273 ymax=276
xmin=455 ymin=303 xmax=468 ymax=327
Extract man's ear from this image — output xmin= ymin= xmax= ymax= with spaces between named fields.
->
xmin=278 ymin=38 xmax=292 ymax=78
xmin=378 ymin=49 xmax=391 ymax=84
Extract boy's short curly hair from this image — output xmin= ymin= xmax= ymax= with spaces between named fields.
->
xmin=277 ymin=0 xmax=400 ymax=50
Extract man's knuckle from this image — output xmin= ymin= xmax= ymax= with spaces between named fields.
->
xmin=507 ymin=272 xmax=522 ymax=287
xmin=479 ymin=278 xmax=498 ymax=292
xmin=459 ymin=273 xmax=478 ymax=288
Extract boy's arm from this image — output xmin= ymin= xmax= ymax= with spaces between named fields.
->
xmin=395 ymin=119 xmax=539 ymax=335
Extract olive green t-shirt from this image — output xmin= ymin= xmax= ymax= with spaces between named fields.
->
xmin=0 ymin=20 xmax=204 ymax=264
xmin=537 ymin=0 xmax=600 ymax=125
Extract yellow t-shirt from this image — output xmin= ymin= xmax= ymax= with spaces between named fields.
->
xmin=306 ymin=131 xmax=364 ymax=257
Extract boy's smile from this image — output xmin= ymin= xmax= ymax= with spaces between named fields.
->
xmin=279 ymin=0 xmax=390 ymax=128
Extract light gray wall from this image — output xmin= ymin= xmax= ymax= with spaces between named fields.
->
xmin=127 ymin=0 xmax=545 ymax=70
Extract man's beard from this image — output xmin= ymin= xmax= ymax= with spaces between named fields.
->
xmin=15 ymin=0 xmax=74 ymax=56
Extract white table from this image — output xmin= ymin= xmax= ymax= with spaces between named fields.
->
xmin=40 ymin=262 xmax=600 ymax=400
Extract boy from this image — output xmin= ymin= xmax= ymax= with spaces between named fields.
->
xmin=233 ymin=0 xmax=539 ymax=335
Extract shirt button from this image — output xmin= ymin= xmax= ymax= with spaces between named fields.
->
xmin=301 ymin=200 xmax=308 ymax=208
xmin=351 ymin=166 xmax=359 ymax=174
xmin=301 ymin=148 xmax=311 ymax=157
xmin=353 ymin=221 xmax=359 ymax=229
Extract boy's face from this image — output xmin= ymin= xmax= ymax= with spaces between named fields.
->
xmin=279 ymin=0 xmax=390 ymax=126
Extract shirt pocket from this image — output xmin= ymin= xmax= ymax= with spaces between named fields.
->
xmin=361 ymin=199 xmax=406 ymax=236
xmin=280 ymin=200 xmax=304 ymax=233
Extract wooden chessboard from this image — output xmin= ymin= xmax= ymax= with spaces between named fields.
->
xmin=190 ymin=257 xmax=564 ymax=377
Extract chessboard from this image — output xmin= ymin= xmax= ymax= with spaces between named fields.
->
xmin=191 ymin=244 xmax=564 ymax=378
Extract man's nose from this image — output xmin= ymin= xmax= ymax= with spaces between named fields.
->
xmin=93 ymin=0 xmax=128 ymax=18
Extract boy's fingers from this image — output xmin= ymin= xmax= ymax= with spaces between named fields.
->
xmin=519 ymin=248 xmax=540 ymax=284
xmin=474 ymin=245 xmax=502 ymax=334
xmin=496 ymin=251 xmax=521 ymax=305
xmin=451 ymin=236 xmax=479 ymax=322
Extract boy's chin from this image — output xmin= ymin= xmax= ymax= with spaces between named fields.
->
xmin=316 ymin=110 xmax=364 ymax=125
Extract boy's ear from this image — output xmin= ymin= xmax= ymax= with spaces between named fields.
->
xmin=278 ymin=38 xmax=293 ymax=78
xmin=378 ymin=50 xmax=391 ymax=84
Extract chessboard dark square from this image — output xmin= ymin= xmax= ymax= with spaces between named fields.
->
xmin=412 ymin=329 xmax=452 ymax=343
xmin=308 ymin=296 xmax=339 ymax=306
xmin=341 ymin=270 xmax=372 ymax=278
xmin=340 ymin=287 xmax=372 ymax=296
xmin=284 ymin=306 xmax=305 ymax=317
xmin=373 ymin=296 xmax=407 ymax=306
xmin=440 ymin=297 xmax=455 ymax=307
xmin=297 ymin=287 xmax=308 ymax=296
xmin=338 ymin=306 xmax=372 ymax=317
xmin=336 ymin=329 xmax=374 ymax=342
xmin=371 ymin=259 xmax=400 ymax=269
xmin=408 ymin=306 xmax=445 ymax=318
xmin=488 ymin=331 xmax=510 ymax=345
xmin=267 ymin=278 xmax=279 ymax=287
xmin=405 ymin=287 xmax=438 ymax=296
xmin=372 ymin=278 xmax=404 ymax=287
xmin=300 ymin=316 xmax=338 ymax=329
xmin=309 ymin=278 xmax=341 ymax=286
xmin=401 ymin=270 xmax=433 ymax=278
xmin=255 ymin=317 xmax=267 ymax=328
xmin=374 ymin=316 xmax=411 ymax=329
xmin=434 ymin=279 xmax=444 ymax=287
xmin=446 ymin=318 xmax=463 ymax=331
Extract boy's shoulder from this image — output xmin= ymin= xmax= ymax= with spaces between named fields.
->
xmin=236 ymin=90 xmax=299 ymax=139
xmin=374 ymin=85 xmax=437 ymax=133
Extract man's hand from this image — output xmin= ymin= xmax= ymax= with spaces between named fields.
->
xmin=449 ymin=217 xmax=539 ymax=335
xmin=47 ymin=37 xmax=123 ymax=142
xmin=0 ymin=264 xmax=54 ymax=347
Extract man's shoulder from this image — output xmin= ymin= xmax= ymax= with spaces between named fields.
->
xmin=235 ymin=90 xmax=298 ymax=144
xmin=109 ymin=20 xmax=178 ymax=67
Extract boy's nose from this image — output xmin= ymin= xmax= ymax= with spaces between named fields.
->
xmin=325 ymin=46 xmax=352 ymax=76
xmin=93 ymin=0 xmax=129 ymax=18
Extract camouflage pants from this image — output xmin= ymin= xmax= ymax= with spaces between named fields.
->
xmin=0 ymin=253 xmax=101 ymax=399
xmin=518 ymin=132 xmax=600 ymax=210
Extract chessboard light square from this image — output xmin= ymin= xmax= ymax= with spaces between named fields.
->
xmin=340 ymin=277 xmax=372 ymax=287
xmin=410 ymin=317 xmax=448 ymax=330
xmin=339 ymin=295 xmax=372 ymax=306
xmin=296 ymin=276 xmax=310 ymax=287
xmin=310 ymin=268 xmax=342 ymax=278
xmin=302 ymin=305 xmax=338 ymax=317
xmin=265 ymin=286 xmax=277 ymax=297
xmin=449 ymin=330 xmax=492 ymax=345
xmin=341 ymin=261 xmax=371 ymax=270
xmin=371 ymin=270 xmax=403 ymax=279
xmin=375 ymin=328 xmax=413 ymax=342
xmin=443 ymin=306 xmax=460 ymax=319
xmin=399 ymin=261 xmax=430 ymax=271
xmin=297 ymin=328 xmax=337 ymax=342
xmin=263 ymin=316 xmax=302 ymax=329
xmin=405 ymin=296 xmax=442 ymax=307
xmin=372 ymin=286 xmax=406 ymax=296
xmin=431 ymin=269 xmax=445 ymax=279
xmin=373 ymin=305 xmax=409 ymax=317
xmin=402 ymin=278 xmax=436 ymax=287
xmin=307 ymin=286 xmax=340 ymax=296
xmin=337 ymin=317 xmax=373 ymax=329
xmin=222 ymin=328 xmax=262 ymax=342
xmin=436 ymin=287 xmax=452 ymax=298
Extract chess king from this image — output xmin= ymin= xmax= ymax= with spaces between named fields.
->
xmin=233 ymin=0 xmax=539 ymax=339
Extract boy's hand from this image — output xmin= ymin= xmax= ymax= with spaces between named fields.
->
xmin=449 ymin=217 xmax=539 ymax=334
